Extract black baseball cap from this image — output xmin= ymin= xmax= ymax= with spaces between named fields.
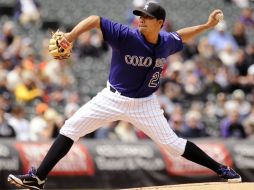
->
xmin=133 ymin=1 xmax=166 ymax=21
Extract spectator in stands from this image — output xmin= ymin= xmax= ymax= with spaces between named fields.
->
xmin=239 ymin=7 xmax=254 ymax=28
xmin=0 ymin=70 xmax=12 ymax=105
xmin=247 ymin=88 xmax=254 ymax=106
xmin=40 ymin=38 xmax=52 ymax=61
xmin=203 ymin=100 xmax=221 ymax=137
xmin=14 ymin=0 xmax=41 ymax=29
xmin=181 ymin=38 xmax=199 ymax=60
xmin=224 ymin=92 xmax=239 ymax=111
xmin=114 ymin=121 xmax=138 ymax=142
xmin=243 ymin=106 xmax=254 ymax=138
xmin=0 ymin=95 xmax=12 ymax=116
xmin=197 ymin=37 xmax=215 ymax=59
xmin=29 ymin=102 xmax=49 ymax=141
xmin=220 ymin=109 xmax=247 ymax=138
xmin=182 ymin=110 xmax=209 ymax=138
xmin=218 ymin=44 xmax=238 ymax=66
xmin=21 ymin=49 xmax=37 ymax=72
xmin=1 ymin=55 xmax=14 ymax=72
xmin=126 ymin=0 xmax=146 ymax=27
xmin=37 ymin=76 xmax=53 ymax=103
xmin=75 ymin=32 xmax=99 ymax=58
xmin=43 ymin=108 xmax=64 ymax=139
xmin=169 ymin=105 xmax=185 ymax=137
xmin=41 ymin=59 xmax=75 ymax=87
xmin=94 ymin=121 xmax=119 ymax=140
xmin=6 ymin=64 xmax=23 ymax=91
xmin=231 ymin=89 xmax=251 ymax=118
xmin=235 ymin=49 xmax=251 ymax=77
xmin=49 ymin=85 xmax=69 ymax=112
xmin=14 ymin=71 xmax=42 ymax=103
xmin=214 ymin=64 xmax=232 ymax=91
xmin=39 ymin=59 xmax=76 ymax=111
xmin=232 ymin=21 xmax=248 ymax=47
xmin=208 ymin=20 xmax=238 ymax=52
xmin=64 ymin=92 xmax=80 ymax=119
xmin=199 ymin=58 xmax=222 ymax=97
xmin=162 ymin=18 xmax=174 ymax=32
xmin=245 ymin=43 xmax=254 ymax=66
xmin=0 ymin=37 xmax=6 ymax=56
xmin=0 ymin=107 xmax=15 ymax=138
xmin=76 ymin=30 xmax=108 ymax=58
xmin=182 ymin=60 xmax=204 ymax=100
xmin=8 ymin=105 xmax=30 ymax=141
xmin=245 ymin=64 xmax=254 ymax=89
xmin=232 ymin=0 xmax=250 ymax=8
xmin=1 ymin=35 xmax=23 ymax=69
xmin=158 ymin=79 xmax=183 ymax=117
xmin=0 ymin=21 xmax=15 ymax=46
xmin=166 ymin=61 xmax=183 ymax=84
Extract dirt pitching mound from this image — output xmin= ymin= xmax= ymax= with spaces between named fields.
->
xmin=123 ymin=182 xmax=254 ymax=190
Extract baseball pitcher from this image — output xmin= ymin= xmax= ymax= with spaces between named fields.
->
xmin=8 ymin=2 xmax=241 ymax=190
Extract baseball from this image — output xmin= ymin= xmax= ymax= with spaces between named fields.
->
xmin=215 ymin=12 xmax=224 ymax=21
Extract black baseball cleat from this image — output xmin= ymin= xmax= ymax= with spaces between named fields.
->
xmin=217 ymin=165 xmax=242 ymax=183
xmin=7 ymin=167 xmax=46 ymax=190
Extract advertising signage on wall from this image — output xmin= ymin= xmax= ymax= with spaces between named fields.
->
xmin=1 ymin=139 xmax=254 ymax=189
xmin=14 ymin=142 xmax=95 ymax=176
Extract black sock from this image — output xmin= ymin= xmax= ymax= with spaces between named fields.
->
xmin=182 ymin=141 xmax=222 ymax=173
xmin=36 ymin=134 xmax=74 ymax=180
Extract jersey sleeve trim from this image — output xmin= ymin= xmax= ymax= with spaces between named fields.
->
xmin=99 ymin=16 xmax=105 ymax=41
xmin=171 ymin=31 xmax=183 ymax=43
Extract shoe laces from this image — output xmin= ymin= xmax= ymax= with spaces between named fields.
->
xmin=28 ymin=167 xmax=37 ymax=177
xmin=218 ymin=166 xmax=237 ymax=178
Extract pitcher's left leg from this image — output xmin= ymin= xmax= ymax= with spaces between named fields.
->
xmin=130 ymin=95 xmax=241 ymax=182
xmin=129 ymin=95 xmax=187 ymax=156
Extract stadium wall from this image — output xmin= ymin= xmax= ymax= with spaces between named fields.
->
xmin=0 ymin=138 xmax=253 ymax=189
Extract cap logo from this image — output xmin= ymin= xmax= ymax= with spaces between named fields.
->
xmin=144 ymin=3 xmax=149 ymax=10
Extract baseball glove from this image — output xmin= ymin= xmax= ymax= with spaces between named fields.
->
xmin=49 ymin=30 xmax=72 ymax=60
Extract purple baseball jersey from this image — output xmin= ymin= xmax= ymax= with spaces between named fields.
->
xmin=100 ymin=17 xmax=183 ymax=98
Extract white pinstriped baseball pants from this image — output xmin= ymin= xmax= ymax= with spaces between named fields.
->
xmin=60 ymin=86 xmax=187 ymax=156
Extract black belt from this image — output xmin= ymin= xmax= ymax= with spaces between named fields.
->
xmin=109 ymin=86 xmax=139 ymax=98
xmin=109 ymin=86 xmax=120 ymax=94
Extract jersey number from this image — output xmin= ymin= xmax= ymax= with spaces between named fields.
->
xmin=148 ymin=72 xmax=160 ymax=88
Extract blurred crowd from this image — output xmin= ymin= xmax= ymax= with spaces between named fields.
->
xmin=1 ymin=0 xmax=254 ymax=142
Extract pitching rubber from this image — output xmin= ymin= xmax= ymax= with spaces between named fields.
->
xmin=121 ymin=182 xmax=254 ymax=190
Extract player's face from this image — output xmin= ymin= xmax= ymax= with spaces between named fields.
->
xmin=138 ymin=14 xmax=163 ymax=35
